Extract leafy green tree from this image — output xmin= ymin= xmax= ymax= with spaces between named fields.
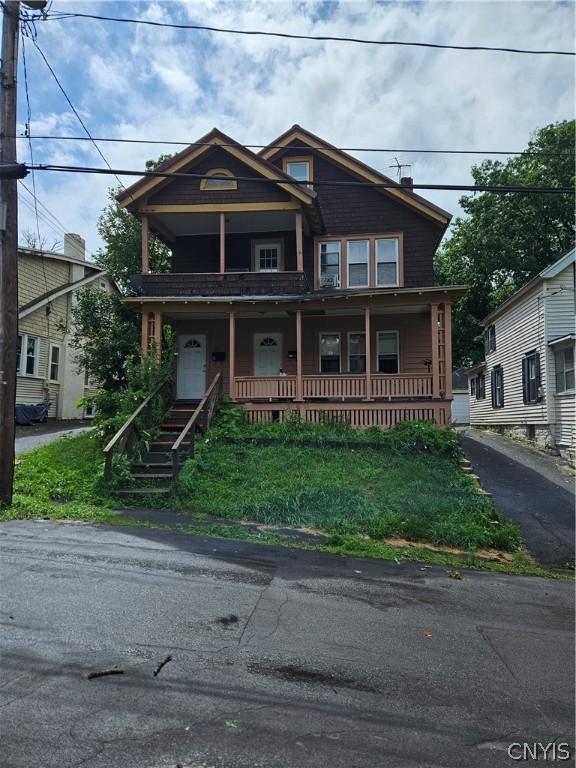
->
xmin=94 ymin=155 xmax=174 ymax=291
xmin=436 ymin=120 xmax=575 ymax=366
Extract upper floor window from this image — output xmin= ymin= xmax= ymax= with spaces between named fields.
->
xmin=200 ymin=168 xmax=237 ymax=191
xmin=376 ymin=238 xmax=399 ymax=287
xmin=254 ymin=242 xmax=282 ymax=273
xmin=319 ymin=241 xmax=341 ymax=287
xmin=555 ymin=345 xmax=575 ymax=393
xmin=347 ymin=240 xmax=369 ymax=287
xmin=484 ymin=325 xmax=496 ymax=353
xmin=491 ymin=365 xmax=504 ymax=408
xmin=17 ymin=334 xmax=38 ymax=376
xmin=522 ymin=351 xmax=541 ymax=404
xmin=283 ymin=157 xmax=313 ymax=187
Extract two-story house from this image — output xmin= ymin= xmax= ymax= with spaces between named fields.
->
xmin=17 ymin=234 xmax=115 ymax=422
xmin=468 ymin=248 xmax=575 ymax=462
xmin=119 ymin=125 xmax=465 ymax=428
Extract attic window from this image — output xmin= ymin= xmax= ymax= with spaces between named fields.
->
xmin=200 ymin=168 xmax=237 ymax=191
xmin=283 ymin=156 xmax=313 ymax=187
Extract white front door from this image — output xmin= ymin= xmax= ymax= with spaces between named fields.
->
xmin=254 ymin=333 xmax=283 ymax=376
xmin=177 ymin=334 xmax=206 ymax=399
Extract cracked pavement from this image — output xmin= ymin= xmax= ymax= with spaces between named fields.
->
xmin=1 ymin=520 xmax=574 ymax=767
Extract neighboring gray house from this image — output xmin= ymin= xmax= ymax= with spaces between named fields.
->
xmin=451 ymin=368 xmax=469 ymax=425
xmin=468 ymin=248 xmax=575 ymax=462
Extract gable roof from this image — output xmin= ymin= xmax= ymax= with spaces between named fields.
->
xmin=18 ymin=269 xmax=108 ymax=319
xmin=260 ymin=124 xmax=452 ymax=226
xmin=117 ymin=128 xmax=318 ymax=209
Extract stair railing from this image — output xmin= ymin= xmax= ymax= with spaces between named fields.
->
xmin=103 ymin=374 xmax=172 ymax=482
xmin=171 ymin=372 xmax=222 ymax=483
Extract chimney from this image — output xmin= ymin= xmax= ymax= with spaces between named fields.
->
xmin=400 ymin=176 xmax=413 ymax=188
xmin=64 ymin=233 xmax=85 ymax=261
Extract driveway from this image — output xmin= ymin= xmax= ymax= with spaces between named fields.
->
xmin=0 ymin=520 xmax=573 ymax=768
xmin=15 ymin=422 xmax=92 ymax=455
xmin=461 ymin=430 xmax=575 ymax=570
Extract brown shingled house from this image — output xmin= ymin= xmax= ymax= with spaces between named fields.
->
xmin=119 ymin=125 xmax=465 ymax=428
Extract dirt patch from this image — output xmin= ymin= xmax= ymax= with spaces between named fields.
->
xmin=247 ymin=661 xmax=378 ymax=693
xmin=383 ymin=536 xmax=516 ymax=563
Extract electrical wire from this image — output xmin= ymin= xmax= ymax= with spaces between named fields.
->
xmin=34 ymin=8 xmax=576 ymax=56
xmin=18 ymin=181 xmax=69 ymax=236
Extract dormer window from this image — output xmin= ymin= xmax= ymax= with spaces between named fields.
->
xmin=283 ymin=156 xmax=313 ymax=187
xmin=200 ymin=168 xmax=237 ymax=191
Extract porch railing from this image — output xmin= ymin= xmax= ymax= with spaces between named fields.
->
xmin=233 ymin=374 xmax=433 ymax=401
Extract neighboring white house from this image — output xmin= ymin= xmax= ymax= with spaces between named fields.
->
xmin=17 ymin=233 xmax=115 ymax=421
xmin=451 ymin=368 xmax=470 ymax=425
xmin=468 ymin=248 xmax=575 ymax=462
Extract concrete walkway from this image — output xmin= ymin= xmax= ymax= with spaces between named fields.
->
xmin=15 ymin=424 xmax=92 ymax=455
xmin=461 ymin=430 xmax=575 ymax=570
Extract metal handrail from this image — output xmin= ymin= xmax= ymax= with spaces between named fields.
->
xmin=103 ymin=374 xmax=170 ymax=481
xmin=171 ymin=373 xmax=222 ymax=481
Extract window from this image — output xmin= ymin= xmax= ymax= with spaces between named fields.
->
xmin=476 ymin=373 xmax=486 ymax=400
xmin=84 ymin=403 xmax=95 ymax=418
xmin=470 ymin=377 xmax=476 ymax=396
xmin=377 ymin=332 xmax=399 ymax=374
xmin=99 ymin=279 xmax=107 ymax=290
xmin=283 ymin=156 xmax=313 ymax=187
xmin=491 ymin=365 xmax=504 ymax=408
xmin=484 ymin=325 xmax=496 ymax=353
xmin=522 ymin=351 xmax=541 ymax=404
xmin=16 ymin=334 xmax=38 ymax=376
xmin=319 ymin=333 xmax=341 ymax=373
xmin=348 ymin=333 xmax=366 ymax=373
xmin=376 ymin=238 xmax=399 ymax=286
xmin=319 ymin=241 xmax=341 ymax=287
xmin=49 ymin=345 xmax=60 ymax=382
xmin=255 ymin=242 xmax=281 ymax=272
xmin=347 ymin=240 xmax=369 ymax=287
xmin=555 ymin=346 xmax=575 ymax=393
xmin=199 ymin=168 xmax=237 ymax=191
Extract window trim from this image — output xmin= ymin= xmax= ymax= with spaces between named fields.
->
xmin=317 ymin=238 xmax=342 ymax=288
xmin=319 ymin=332 xmax=342 ymax=374
xmin=251 ymin=239 xmax=284 ymax=273
xmin=554 ymin=344 xmax=575 ymax=394
xmin=199 ymin=168 xmax=238 ymax=191
xmin=316 ymin=233 xmax=403 ymax=290
xmin=48 ymin=343 xmax=61 ymax=383
xmin=282 ymin=155 xmax=314 ymax=188
xmin=376 ymin=330 xmax=400 ymax=374
xmin=17 ymin=333 xmax=39 ymax=377
xmin=347 ymin=239 xmax=370 ymax=289
xmin=347 ymin=331 xmax=366 ymax=374
xmin=375 ymin=237 xmax=400 ymax=288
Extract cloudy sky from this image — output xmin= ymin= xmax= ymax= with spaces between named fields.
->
xmin=15 ymin=0 xmax=574 ymax=258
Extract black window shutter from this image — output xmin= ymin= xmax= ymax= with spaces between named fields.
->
xmin=491 ymin=369 xmax=496 ymax=407
xmin=500 ymin=367 xmax=504 ymax=407
xmin=535 ymin=353 xmax=541 ymax=400
xmin=522 ymin=357 xmax=529 ymax=404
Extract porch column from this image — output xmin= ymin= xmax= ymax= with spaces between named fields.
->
xmin=140 ymin=310 xmax=148 ymax=356
xmin=295 ymin=310 xmax=303 ymax=401
xmin=295 ymin=211 xmax=303 ymax=272
xmin=229 ymin=311 xmax=236 ymax=400
xmin=364 ymin=307 xmax=373 ymax=401
xmin=219 ymin=212 xmax=226 ymax=274
xmin=430 ymin=303 xmax=440 ymax=398
xmin=141 ymin=214 xmax=149 ymax=273
xmin=444 ymin=302 xmax=453 ymax=399
xmin=153 ymin=311 xmax=162 ymax=363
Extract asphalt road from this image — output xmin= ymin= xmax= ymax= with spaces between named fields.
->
xmin=1 ymin=521 xmax=574 ymax=768
xmin=461 ymin=431 xmax=575 ymax=570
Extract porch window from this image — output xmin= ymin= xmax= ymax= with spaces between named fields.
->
xmin=255 ymin=243 xmax=281 ymax=272
xmin=376 ymin=238 xmax=399 ymax=286
xmin=319 ymin=333 xmax=341 ymax=373
xmin=555 ymin=345 xmax=575 ymax=393
xmin=348 ymin=333 xmax=366 ymax=373
xmin=377 ymin=331 xmax=399 ymax=374
xmin=347 ymin=240 xmax=369 ymax=287
xmin=319 ymin=241 xmax=340 ymax=287
xmin=49 ymin=345 xmax=61 ymax=383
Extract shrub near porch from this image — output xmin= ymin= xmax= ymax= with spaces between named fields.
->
xmin=177 ymin=415 xmax=520 ymax=552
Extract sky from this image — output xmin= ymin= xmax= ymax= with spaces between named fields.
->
xmin=14 ymin=0 xmax=575 ymax=259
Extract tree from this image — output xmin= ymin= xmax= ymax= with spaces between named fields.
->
xmin=22 ymin=229 xmax=62 ymax=252
xmin=67 ymin=287 xmax=141 ymax=392
xmin=94 ymin=155 xmax=174 ymax=291
xmin=435 ymin=120 xmax=575 ymax=366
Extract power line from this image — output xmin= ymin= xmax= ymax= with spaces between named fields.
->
xmin=28 ymin=163 xmax=575 ymax=194
xmin=18 ymin=181 xmax=69 ymax=235
xmin=18 ymin=193 xmax=66 ymax=241
xmin=12 ymin=134 xmax=575 ymax=159
xmin=34 ymin=8 xmax=575 ymax=56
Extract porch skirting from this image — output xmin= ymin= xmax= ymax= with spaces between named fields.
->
xmin=240 ymin=400 xmax=451 ymax=428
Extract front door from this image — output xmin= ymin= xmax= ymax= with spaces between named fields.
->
xmin=177 ymin=334 xmax=206 ymax=399
xmin=254 ymin=333 xmax=283 ymax=376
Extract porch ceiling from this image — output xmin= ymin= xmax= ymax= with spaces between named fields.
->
xmin=152 ymin=210 xmax=299 ymax=237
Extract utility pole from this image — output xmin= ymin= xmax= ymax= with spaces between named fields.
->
xmin=0 ymin=1 xmax=21 ymax=505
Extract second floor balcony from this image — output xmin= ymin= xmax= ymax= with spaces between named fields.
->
xmin=130 ymin=270 xmax=311 ymax=297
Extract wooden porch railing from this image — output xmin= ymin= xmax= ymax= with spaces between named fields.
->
xmin=233 ymin=374 xmax=433 ymax=401
xmin=171 ymin=372 xmax=222 ymax=482
xmin=103 ymin=374 xmax=172 ymax=482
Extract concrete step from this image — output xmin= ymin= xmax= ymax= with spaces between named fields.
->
xmin=115 ymin=487 xmax=170 ymax=496
xmin=130 ymin=473 xmax=172 ymax=481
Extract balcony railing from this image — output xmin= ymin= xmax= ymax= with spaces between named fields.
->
xmin=130 ymin=271 xmax=311 ymax=297
xmin=234 ymin=374 xmax=433 ymax=401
